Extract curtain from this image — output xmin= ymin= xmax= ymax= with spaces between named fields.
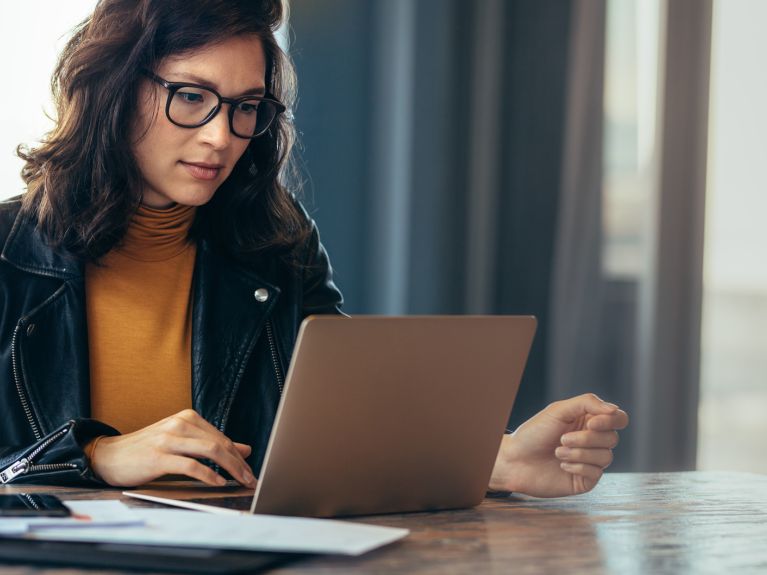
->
xmin=289 ymin=0 xmax=712 ymax=471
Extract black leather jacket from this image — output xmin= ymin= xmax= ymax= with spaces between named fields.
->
xmin=0 ymin=197 xmax=343 ymax=485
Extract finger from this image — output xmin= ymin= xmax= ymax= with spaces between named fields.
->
xmin=560 ymin=461 xmax=604 ymax=481
xmin=561 ymin=430 xmax=619 ymax=449
xmin=555 ymin=446 xmax=614 ymax=469
xmin=586 ymin=410 xmax=629 ymax=431
xmin=177 ymin=413 xmax=253 ymax=467
xmin=165 ymin=436 xmax=256 ymax=488
xmin=162 ymin=454 xmax=228 ymax=486
xmin=547 ymin=394 xmax=620 ymax=424
xmin=163 ymin=411 xmax=252 ymax=468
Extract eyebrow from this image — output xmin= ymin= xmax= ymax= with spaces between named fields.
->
xmin=168 ymin=72 xmax=266 ymax=97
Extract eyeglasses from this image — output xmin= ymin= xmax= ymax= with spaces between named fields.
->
xmin=142 ymin=70 xmax=286 ymax=139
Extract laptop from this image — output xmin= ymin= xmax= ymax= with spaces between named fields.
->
xmin=126 ymin=315 xmax=536 ymax=518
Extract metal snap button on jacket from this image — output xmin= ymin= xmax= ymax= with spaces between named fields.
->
xmin=254 ymin=288 xmax=269 ymax=303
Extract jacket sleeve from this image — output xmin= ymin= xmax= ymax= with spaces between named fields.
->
xmin=0 ymin=418 xmax=119 ymax=486
xmin=300 ymin=214 xmax=345 ymax=318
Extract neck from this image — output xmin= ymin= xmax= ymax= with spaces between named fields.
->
xmin=116 ymin=203 xmax=197 ymax=262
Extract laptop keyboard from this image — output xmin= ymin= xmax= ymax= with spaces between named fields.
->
xmin=181 ymin=496 xmax=254 ymax=511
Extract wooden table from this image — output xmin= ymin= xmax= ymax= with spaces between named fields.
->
xmin=1 ymin=471 xmax=766 ymax=574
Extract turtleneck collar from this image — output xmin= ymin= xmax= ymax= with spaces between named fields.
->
xmin=117 ymin=203 xmax=197 ymax=262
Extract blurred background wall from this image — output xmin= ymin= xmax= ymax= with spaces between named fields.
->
xmin=1 ymin=0 xmax=764 ymax=473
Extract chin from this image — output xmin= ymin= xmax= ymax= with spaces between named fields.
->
xmin=179 ymin=193 xmax=216 ymax=207
xmin=168 ymin=184 xmax=220 ymax=207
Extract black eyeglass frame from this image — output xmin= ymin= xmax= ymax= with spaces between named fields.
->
xmin=141 ymin=70 xmax=286 ymax=139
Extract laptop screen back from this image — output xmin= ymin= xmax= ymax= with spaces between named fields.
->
xmin=253 ymin=315 xmax=536 ymax=517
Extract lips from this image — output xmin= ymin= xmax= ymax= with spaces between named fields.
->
xmin=180 ymin=161 xmax=224 ymax=181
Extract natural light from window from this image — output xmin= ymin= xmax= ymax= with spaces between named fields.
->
xmin=0 ymin=1 xmax=97 ymax=201
xmin=698 ymin=0 xmax=767 ymax=473
xmin=601 ymin=0 xmax=661 ymax=280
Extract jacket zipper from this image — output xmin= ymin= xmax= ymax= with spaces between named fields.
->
xmin=20 ymin=493 xmax=40 ymax=510
xmin=265 ymin=320 xmax=285 ymax=395
xmin=0 ymin=426 xmax=77 ymax=484
xmin=11 ymin=321 xmax=42 ymax=441
xmin=216 ymin=319 xmax=285 ymax=436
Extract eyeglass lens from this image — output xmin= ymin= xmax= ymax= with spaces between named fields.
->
xmin=169 ymin=86 xmax=277 ymax=137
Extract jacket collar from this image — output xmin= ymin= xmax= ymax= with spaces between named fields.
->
xmin=1 ymin=207 xmax=83 ymax=280
xmin=0 ymin=199 xmax=284 ymax=290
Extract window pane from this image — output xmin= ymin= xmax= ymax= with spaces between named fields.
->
xmin=602 ymin=0 xmax=662 ymax=279
xmin=698 ymin=0 xmax=767 ymax=473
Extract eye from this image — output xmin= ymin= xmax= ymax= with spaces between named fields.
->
xmin=175 ymin=89 xmax=207 ymax=105
xmin=237 ymin=101 xmax=259 ymax=115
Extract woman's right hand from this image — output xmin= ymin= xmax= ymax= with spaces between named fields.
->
xmin=88 ymin=409 xmax=256 ymax=488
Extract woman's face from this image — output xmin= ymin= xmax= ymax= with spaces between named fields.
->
xmin=131 ymin=35 xmax=266 ymax=208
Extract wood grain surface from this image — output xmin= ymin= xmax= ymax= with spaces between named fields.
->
xmin=1 ymin=471 xmax=765 ymax=574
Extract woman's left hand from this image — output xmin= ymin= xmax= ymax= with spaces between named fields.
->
xmin=488 ymin=394 xmax=629 ymax=498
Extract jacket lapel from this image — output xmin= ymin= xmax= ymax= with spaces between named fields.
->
xmin=191 ymin=239 xmax=281 ymax=430
xmin=15 ymin=278 xmax=91 ymax=436
xmin=1 ymin=209 xmax=89 ymax=437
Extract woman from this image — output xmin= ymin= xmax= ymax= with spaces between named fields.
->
xmin=0 ymin=0 xmax=627 ymax=497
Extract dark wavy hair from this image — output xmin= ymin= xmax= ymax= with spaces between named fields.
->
xmin=18 ymin=0 xmax=309 ymax=264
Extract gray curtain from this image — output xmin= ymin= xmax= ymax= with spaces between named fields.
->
xmin=633 ymin=0 xmax=712 ymax=471
xmin=547 ymin=0 xmax=607 ymax=406
xmin=549 ymin=0 xmax=712 ymax=472
xmin=291 ymin=0 xmax=572 ymax=431
xmin=547 ymin=0 xmax=642 ymax=472
xmin=289 ymin=0 xmax=711 ymax=471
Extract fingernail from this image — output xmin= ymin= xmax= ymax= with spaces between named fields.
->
xmin=603 ymin=402 xmax=619 ymax=410
xmin=556 ymin=446 xmax=571 ymax=458
xmin=243 ymin=471 xmax=255 ymax=486
xmin=216 ymin=476 xmax=226 ymax=486
xmin=560 ymin=462 xmax=574 ymax=472
xmin=561 ymin=434 xmax=570 ymax=445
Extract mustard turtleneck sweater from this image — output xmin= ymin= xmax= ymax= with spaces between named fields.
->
xmin=86 ymin=203 xmax=197 ymax=434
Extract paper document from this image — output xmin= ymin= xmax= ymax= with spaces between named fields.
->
xmin=0 ymin=501 xmax=144 ymax=535
xmin=24 ymin=508 xmax=408 ymax=556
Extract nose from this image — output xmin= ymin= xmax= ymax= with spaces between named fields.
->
xmin=197 ymin=107 xmax=232 ymax=150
